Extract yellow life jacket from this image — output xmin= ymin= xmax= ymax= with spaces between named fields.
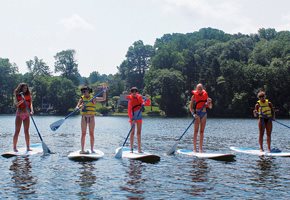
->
xmin=257 ymin=99 xmax=272 ymax=118
xmin=80 ymin=95 xmax=96 ymax=115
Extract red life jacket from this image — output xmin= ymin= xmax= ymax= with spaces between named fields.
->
xmin=17 ymin=94 xmax=31 ymax=109
xmin=127 ymin=94 xmax=143 ymax=118
xmin=191 ymin=89 xmax=208 ymax=109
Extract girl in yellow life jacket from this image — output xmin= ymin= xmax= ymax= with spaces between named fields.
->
xmin=253 ymin=90 xmax=275 ymax=152
xmin=76 ymin=85 xmax=107 ymax=154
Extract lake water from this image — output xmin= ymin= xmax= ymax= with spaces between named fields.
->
xmin=1 ymin=115 xmax=290 ymax=199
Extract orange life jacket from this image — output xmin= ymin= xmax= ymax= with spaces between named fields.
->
xmin=126 ymin=94 xmax=151 ymax=119
xmin=191 ymin=89 xmax=208 ymax=109
xmin=17 ymin=94 xmax=31 ymax=109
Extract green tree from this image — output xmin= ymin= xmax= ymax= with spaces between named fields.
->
xmin=118 ymin=40 xmax=154 ymax=89
xmin=54 ymin=49 xmax=80 ymax=85
xmin=26 ymin=56 xmax=51 ymax=77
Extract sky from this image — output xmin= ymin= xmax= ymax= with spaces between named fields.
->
xmin=0 ymin=0 xmax=289 ymax=77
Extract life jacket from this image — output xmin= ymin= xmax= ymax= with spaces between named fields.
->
xmin=80 ymin=94 xmax=97 ymax=115
xmin=17 ymin=94 xmax=31 ymax=109
xmin=191 ymin=89 xmax=208 ymax=109
xmin=127 ymin=94 xmax=151 ymax=119
xmin=257 ymin=99 xmax=272 ymax=118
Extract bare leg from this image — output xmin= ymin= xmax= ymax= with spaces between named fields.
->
xmin=193 ymin=118 xmax=200 ymax=152
xmin=13 ymin=116 xmax=22 ymax=152
xmin=89 ymin=116 xmax=95 ymax=152
xmin=258 ymin=119 xmax=265 ymax=152
xmin=199 ymin=116 xmax=207 ymax=153
xmin=130 ymin=122 xmax=135 ymax=152
xmin=81 ymin=116 xmax=88 ymax=152
xmin=23 ymin=117 xmax=31 ymax=151
xmin=265 ymin=121 xmax=272 ymax=152
xmin=136 ymin=122 xmax=142 ymax=153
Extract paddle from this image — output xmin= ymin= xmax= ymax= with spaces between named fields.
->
xmin=166 ymin=116 xmax=195 ymax=155
xmin=20 ymin=92 xmax=52 ymax=154
xmin=115 ymin=105 xmax=144 ymax=159
xmin=258 ymin=110 xmax=290 ymax=129
xmin=167 ymin=103 xmax=208 ymax=155
xmin=50 ymin=89 xmax=106 ymax=131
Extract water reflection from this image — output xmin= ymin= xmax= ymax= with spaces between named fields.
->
xmin=188 ymin=159 xmax=209 ymax=197
xmin=76 ymin=162 xmax=98 ymax=199
xmin=252 ymin=157 xmax=279 ymax=185
xmin=9 ymin=157 xmax=37 ymax=198
xmin=121 ymin=160 xmax=146 ymax=200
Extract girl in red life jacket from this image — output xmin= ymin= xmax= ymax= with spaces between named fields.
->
xmin=253 ymin=90 xmax=275 ymax=152
xmin=189 ymin=83 xmax=212 ymax=153
xmin=126 ymin=87 xmax=151 ymax=153
xmin=13 ymin=83 xmax=34 ymax=152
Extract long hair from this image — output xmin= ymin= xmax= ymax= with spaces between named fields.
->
xmin=14 ymin=83 xmax=31 ymax=97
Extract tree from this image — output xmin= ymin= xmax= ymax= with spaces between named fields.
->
xmin=118 ymin=40 xmax=154 ymax=89
xmin=54 ymin=49 xmax=80 ymax=85
xmin=26 ymin=56 xmax=51 ymax=77
xmin=146 ymin=69 xmax=186 ymax=117
xmin=0 ymin=58 xmax=19 ymax=113
xmin=47 ymin=77 xmax=77 ymax=114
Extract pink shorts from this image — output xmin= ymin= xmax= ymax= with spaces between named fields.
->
xmin=16 ymin=111 xmax=30 ymax=121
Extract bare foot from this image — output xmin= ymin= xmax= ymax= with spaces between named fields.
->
xmin=13 ymin=148 xmax=18 ymax=152
xmin=138 ymin=150 xmax=143 ymax=153
xmin=260 ymin=149 xmax=264 ymax=152
xmin=91 ymin=150 xmax=96 ymax=154
xmin=27 ymin=148 xmax=32 ymax=151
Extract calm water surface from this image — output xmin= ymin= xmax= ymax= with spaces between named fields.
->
xmin=1 ymin=115 xmax=290 ymax=199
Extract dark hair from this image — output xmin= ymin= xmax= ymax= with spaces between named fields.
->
xmin=130 ymin=87 xmax=138 ymax=93
xmin=14 ymin=83 xmax=31 ymax=96
xmin=81 ymin=85 xmax=92 ymax=93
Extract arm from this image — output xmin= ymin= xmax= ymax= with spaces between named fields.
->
xmin=189 ymin=95 xmax=196 ymax=114
xmin=94 ymin=90 xmax=107 ymax=103
xmin=207 ymin=98 xmax=213 ymax=109
xmin=76 ymin=98 xmax=83 ymax=109
xmin=30 ymin=96 xmax=34 ymax=114
xmin=253 ymin=103 xmax=259 ymax=117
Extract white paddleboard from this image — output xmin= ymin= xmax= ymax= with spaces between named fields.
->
xmin=117 ymin=147 xmax=160 ymax=163
xmin=68 ymin=149 xmax=104 ymax=161
xmin=230 ymin=146 xmax=290 ymax=157
xmin=177 ymin=149 xmax=236 ymax=161
xmin=1 ymin=143 xmax=43 ymax=158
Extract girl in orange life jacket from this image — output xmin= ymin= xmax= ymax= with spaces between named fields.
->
xmin=189 ymin=83 xmax=212 ymax=153
xmin=76 ymin=85 xmax=107 ymax=154
xmin=126 ymin=87 xmax=151 ymax=153
xmin=253 ymin=90 xmax=275 ymax=152
xmin=13 ymin=83 xmax=34 ymax=152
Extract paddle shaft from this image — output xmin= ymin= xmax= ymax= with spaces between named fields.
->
xmin=258 ymin=111 xmax=290 ymax=129
xmin=20 ymin=93 xmax=44 ymax=142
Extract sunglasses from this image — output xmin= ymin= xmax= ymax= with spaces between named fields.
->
xmin=258 ymin=95 xmax=265 ymax=98
xmin=82 ymin=90 xmax=89 ymax=93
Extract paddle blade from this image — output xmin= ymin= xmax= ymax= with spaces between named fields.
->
xmin=42 ymin=142 xmax=52 ymax=155
xmin=115 ymin=147 xmax=123 ymax=159
xmin=167 ymin=142 xmax=178 ymax=155
xmin=50 ymin=118 xmax=65 ymax=131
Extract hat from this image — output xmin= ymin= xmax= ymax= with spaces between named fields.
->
xmin=130 ymin=87 xmax=138 ymax=92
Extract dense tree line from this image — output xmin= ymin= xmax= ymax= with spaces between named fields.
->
xmin=1 ymin=28 xmax=289 ymax=117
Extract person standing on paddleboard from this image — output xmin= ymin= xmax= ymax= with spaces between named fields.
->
xmin=13 ymin=83 xmax=34 ymax=152
xmin=76 ymin=85 xmax=107 ymax=154
xmin=127 ymin=87 xmax=151 ymax=153
xmin=189 ymin=83 xmax=212 ymax=153
xmin=253 ymin=90 xmax=275 ymax=152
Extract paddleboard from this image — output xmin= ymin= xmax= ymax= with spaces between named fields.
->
xmin=230 ymin=146 xmax=290 ymax=157
xmin=117 ymin=147 xmax=160 ymax=163
xmin=1 ymin=143 xmax=43 ymax=158
xmin=68 ymin=149 xmax=104 ymax=161
xmin=177 ymin=149 xmax=236 ymax=161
